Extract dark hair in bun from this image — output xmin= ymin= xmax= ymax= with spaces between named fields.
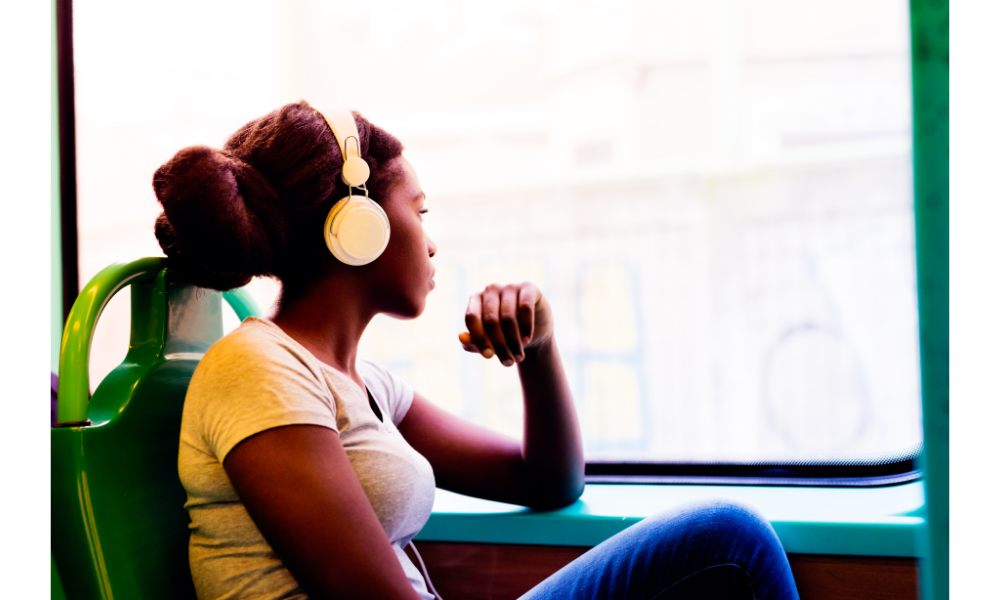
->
xmin=152 ymin=101 xmax=404 ymax=291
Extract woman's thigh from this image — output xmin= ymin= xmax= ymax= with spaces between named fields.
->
xmin=519 ymin=499 xmax=799 ymax=600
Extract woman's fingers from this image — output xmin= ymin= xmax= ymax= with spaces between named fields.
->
xmin=516 ymin=284 xmax=537 ymax=346
xmin=464 ymin=294 xmax=495 ymax=359
xmin=481 ymin=285 xmax=516 ymax=366
xmin=462 ymin=282 xmax=546 ymax=365
xmin=457 ymin=332 xmax=474 ymax=351
xmin=499 ymin=286 xmax=524 ymax=362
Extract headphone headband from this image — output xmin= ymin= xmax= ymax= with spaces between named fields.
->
xmin=317 ymin=106 xmax=370 ymax=188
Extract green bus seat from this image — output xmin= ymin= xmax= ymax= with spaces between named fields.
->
xmin=52 ymin=258 xmax=260 ymax=600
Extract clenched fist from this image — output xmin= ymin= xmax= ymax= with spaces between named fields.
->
xmin=459 ymin=282 xmax=553 ymax=367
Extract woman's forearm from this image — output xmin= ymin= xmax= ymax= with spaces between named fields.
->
xmin=517 ymin=336 xmax=585 ymax=507
xmin=453 ymin=282 xmax=584 ymax=507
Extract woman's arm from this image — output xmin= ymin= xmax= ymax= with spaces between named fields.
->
xmin=398 ymin=283 xmax=585 ymax=509
xmin=224 ymin=424 xmax=423 ymax=600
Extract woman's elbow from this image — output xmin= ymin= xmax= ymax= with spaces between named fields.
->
xmin=527 ymin=472 xmax=585 ymax=510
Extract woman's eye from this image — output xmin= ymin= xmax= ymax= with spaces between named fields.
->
xmin=418 ymin=208 xmax=429 ymax=219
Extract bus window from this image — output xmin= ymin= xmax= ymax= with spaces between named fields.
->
xmin=73 ymin=0 xmax=918 ymax=472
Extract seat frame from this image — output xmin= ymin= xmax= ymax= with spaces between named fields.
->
xmin=52 ymin=258 xmax=258 ymax=600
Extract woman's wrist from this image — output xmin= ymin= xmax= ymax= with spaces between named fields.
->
xmin=521 ymin=334 xmax=556 ymax=363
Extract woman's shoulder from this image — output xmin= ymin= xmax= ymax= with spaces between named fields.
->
xmin=183 ymin=318 xmax=339 ymax=462
xmin=201 ymin=317 xmax=316 ymax=370
xmin=191 ymin=317 xmax=328 ymax=397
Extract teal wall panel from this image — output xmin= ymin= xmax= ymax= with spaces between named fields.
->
xmin=909 ymin=1 xmax=949 ymax=599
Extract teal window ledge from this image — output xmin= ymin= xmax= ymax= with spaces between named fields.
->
xmin=416 ymin=482 xmax=926 ymax=558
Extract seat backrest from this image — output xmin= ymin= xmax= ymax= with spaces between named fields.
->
xmin=52 ymin=258 xmax=259 ymax=600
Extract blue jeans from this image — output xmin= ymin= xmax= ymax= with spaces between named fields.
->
xmin=520 ymin=500 xmax=800 ymax=600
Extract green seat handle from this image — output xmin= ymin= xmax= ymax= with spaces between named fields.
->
xmin=56 ymin=257 xmax=262 ymax=426
xmin=222 ymin=288 xmax=261 ymax=323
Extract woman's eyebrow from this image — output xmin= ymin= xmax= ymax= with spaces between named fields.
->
xmin=412 ymin=192 xmax=426 ymax=203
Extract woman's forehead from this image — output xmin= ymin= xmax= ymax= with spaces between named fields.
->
xmin=393 ymin=156 xmax=423 ymax=199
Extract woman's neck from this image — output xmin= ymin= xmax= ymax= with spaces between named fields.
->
xmin=269 ymin=276 xmax=375 ymax=391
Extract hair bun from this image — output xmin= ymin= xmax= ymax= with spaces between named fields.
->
xmin=152 ymin=145 xmax=286 ymax=290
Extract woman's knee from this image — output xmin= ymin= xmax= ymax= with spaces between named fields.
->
xmin=644 ymin=498 xmax=764 ymax=527
xmin=600 ymin=501 xmax=795 ymax=600
xmin=702 ymin=499 xmax=781 ymax=544
xmin=705 ymin=499 xmax=774 ymax=534
xmin=639 ymin=499 xmax=783 ymax=554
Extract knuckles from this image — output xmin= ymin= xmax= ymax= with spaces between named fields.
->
xmin=467 ymin=282 xmax=543 ymax=336
xmin=479 ymin=282 xmax=538 ymax=297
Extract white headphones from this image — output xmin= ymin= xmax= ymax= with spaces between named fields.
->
xmin=318 ymin=107 xmax=391 ymax=266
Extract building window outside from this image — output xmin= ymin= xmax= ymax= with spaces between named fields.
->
xmin=75 ymin=0 xmax=919 ymax=465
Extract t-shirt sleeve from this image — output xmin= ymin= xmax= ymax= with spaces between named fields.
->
xmin=357 ymin=360 xmax=415 ymax=427
xmin=186 ymin=331 xmax=339 ymax=464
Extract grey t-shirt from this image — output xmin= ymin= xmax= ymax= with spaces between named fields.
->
xmin=178 ymin=317 xmax=437 ymax=600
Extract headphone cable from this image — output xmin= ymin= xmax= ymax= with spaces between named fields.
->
xmin=407 ymin=540 xmax=443 ymax=600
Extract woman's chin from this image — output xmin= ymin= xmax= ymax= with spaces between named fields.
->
xmin=383 ymin=297 xmax=427 ymax=320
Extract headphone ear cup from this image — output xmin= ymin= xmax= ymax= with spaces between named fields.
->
xmin=324 ymin=196 xmax=391 ymax=266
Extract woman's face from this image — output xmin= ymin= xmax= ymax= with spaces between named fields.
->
xmin=368 ymin=156 xmax=437 ymax=319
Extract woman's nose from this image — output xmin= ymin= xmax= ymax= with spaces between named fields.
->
xmin=427 ymin=235 xmax=437 ymax=258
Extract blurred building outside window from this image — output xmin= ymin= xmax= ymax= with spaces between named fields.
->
xmin=74 ymin=0 xmax=920 ymax=463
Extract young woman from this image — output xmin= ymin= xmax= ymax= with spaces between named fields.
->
xmin=157 ymin=101 xmax=800 ymax=600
